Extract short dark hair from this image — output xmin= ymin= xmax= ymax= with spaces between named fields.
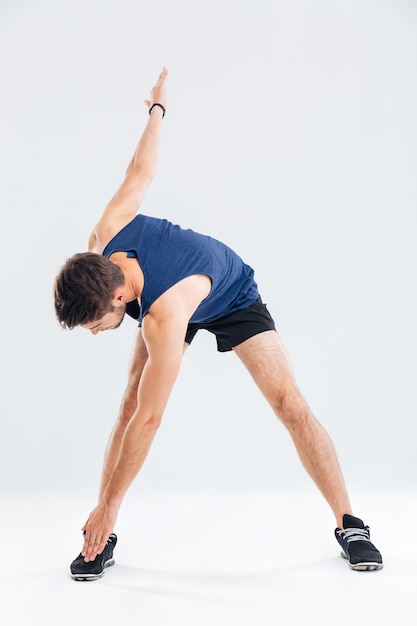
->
xmin=54 ymin=252 xmax=125 ymax=329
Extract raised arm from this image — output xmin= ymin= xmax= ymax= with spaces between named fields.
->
xmin=89 ymin=68 xmax=168 ymax=249
xmin=124 ymin=69 xmax=168 ymax=178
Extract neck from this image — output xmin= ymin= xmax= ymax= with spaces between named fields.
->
xmin=110 ymin=252 xmax=144 ymax=301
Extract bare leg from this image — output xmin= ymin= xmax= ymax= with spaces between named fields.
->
xmin=233 ymin=330 xmax=352 ymax=527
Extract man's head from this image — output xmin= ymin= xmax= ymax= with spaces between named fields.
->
xmin=54 ymin=252 xmax=126 ymax=331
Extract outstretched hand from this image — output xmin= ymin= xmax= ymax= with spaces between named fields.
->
xmin=144 ymin=66 xmax=168 ymax=110
xmin=81 ymin=501 xmax=119 ymax=562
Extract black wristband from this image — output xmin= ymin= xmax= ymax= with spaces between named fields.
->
xmin=149 ymin=103 xmax=166 ymax=118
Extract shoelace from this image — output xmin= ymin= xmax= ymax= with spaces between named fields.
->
xmin=340 ymin=527 xmax=370 ymax=544
xmin=108 ymin=534 xmax=116 ymax=544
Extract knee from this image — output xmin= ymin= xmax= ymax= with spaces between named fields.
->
xmin=272 ymin=388 xmax=310 ymax=432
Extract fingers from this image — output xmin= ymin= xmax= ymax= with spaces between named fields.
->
xmin=79 ymin=502 xmax=118 ymax=562
xmin=154 ymin=66 xmax=168 ymax=89
xmin=82 ymin=530 xmax=108 ymax=562
xmin=81 ymin=515 xmax=109 ymax=562
xmin=158 ymin=66 xmax=168 ymax=81
xmin=152 ymin=67 xmax=168 ymax=90
xmin=144 ymin=68 xmax=168 ymax=110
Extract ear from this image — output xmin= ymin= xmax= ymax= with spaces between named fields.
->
xmin=111 ymin=286 xmax=126 ymax=304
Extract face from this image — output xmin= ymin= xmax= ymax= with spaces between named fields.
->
xmin=82 ymin=303 xmax=126 ymax=335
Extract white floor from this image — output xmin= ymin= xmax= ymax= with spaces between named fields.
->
xmin=1 ymin=490 xmax=416 ymax=626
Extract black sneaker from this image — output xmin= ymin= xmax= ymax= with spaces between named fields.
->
xmin=70 ymin=533 xmax=117 ymax=581
xmin=335 ymin=514 xmax=383 ymax=571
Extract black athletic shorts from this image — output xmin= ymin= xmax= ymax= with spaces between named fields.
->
xmin=184 ymin=296 xmax=276 ymax=352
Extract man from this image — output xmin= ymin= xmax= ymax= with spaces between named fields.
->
xmin=54 ymin=68 xmax=383 ymax=580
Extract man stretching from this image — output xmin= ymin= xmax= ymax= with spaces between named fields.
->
xmin=54 ymin=68 xmax=383 ymax=580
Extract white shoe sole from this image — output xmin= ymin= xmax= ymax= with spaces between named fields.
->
xmin=341 ymin=551 xmax=383 ymax=571
xmin=70 ymin=558 xmax=115 ymax=581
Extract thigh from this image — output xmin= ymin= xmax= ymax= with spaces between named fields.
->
xmin=233 ymin=330 xmax=299 ymax=404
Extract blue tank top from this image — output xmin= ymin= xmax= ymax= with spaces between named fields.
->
xmin=102 ymin=214 xmax=258 ymax=324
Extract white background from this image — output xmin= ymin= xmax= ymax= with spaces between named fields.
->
xmin=0 ymin=1 xmax=416 ymax=623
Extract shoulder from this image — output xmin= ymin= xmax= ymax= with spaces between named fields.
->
xmin=146 ymin=275 xmax=212 ymax=323
xmin=88 ymin=215 xmax=138 ymax=254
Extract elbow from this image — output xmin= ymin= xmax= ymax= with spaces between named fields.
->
xmin=143 ymin=414 xmax=162 ymax=432
xmin=123 ymin=165 xmax=155 ymax=185
xmin=132 ymin=166 xmax=155 ymax=182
